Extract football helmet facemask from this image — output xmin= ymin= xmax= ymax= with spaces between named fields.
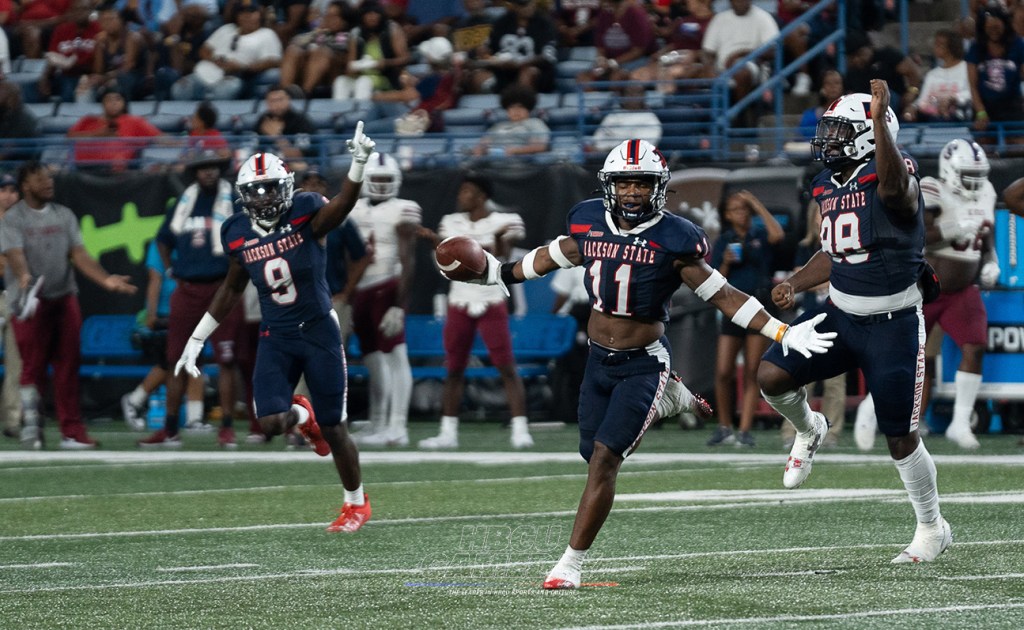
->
xmin=236 ymin=152 xmax=295 ymax=223
xmin=363 ymin=152 xmax=403 ymax=201
xmin=939 ymin=138 xmax=990 ymax=199
xmin=598 ymin=139 xmax=669 ymax=225
xmin=810 ymin=93 xmax=899 ymax=169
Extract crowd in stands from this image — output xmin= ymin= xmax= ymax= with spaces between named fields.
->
xmin=4 ymin=1 xmax=1018 ymax=169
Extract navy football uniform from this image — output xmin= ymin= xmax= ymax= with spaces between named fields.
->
xmin=763 ymin=154 xmax=928 ymax=436
xmin=566 ymin=200 xmax=709 ymax=460
xmin=221 ymin=192 xmax=347 ymax=425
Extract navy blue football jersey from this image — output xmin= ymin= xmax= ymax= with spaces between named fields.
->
xmin=810 ymin=152 xmax=925 ymax=297
xmin=566 ymin=200 xmax=709 ymax=322
xmin=221 ymin=192 xmax=332 ymax=328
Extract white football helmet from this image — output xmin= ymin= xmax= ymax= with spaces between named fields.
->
xmin=363 ymin=152 xmax=403 ymax=201
xmin=939 ymin=138 xmax=990 ymax=200
xmin=810 ymin=93 xmax=899 ymax=168
xmin=598 ymin=139 xmax=670 ymax=224
xmin=235 ymin=152 xmax=294 ymax=223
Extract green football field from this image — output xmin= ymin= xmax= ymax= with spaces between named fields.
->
xmin=2 ymin=422 xmax=1023 ymax=629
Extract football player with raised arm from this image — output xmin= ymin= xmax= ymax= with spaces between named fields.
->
xmin=450 ymin=138 xmax=836 ymax=589
xmin=174 ymin=123 xmax=377 ymax=534
xmin=758 ymin=80 xmax=953 ymax=563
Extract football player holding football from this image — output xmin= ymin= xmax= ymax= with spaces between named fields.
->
xmin=760 ymin=79 xmax=953 ymax=563
xmin=174 ymin=123 xmax=377 ymax=534
xmin=451 ymin=137 xmax=835 ymax=589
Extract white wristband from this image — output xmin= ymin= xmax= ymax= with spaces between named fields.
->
xmin=694 ymin=269 xmax=727 ymax=301
xmin=348 ymin=160 xmax=365 ymax=183
xmin=548 ymin=236 xmax=574 ymax=269
xmin=759 ymin=316 xmax=789 ymax=343
xmin=730 ymin=295 xmax=763 ymax=328
xmin=522 ymin=249 xmax=540 ymax=280
xmin=192 ymin=312 xmax=220 ymax=342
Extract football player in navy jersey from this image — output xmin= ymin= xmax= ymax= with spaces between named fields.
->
xmin=173 ymin=123 xmax=378 ymax=534
xmin=452 ymin=138 xmax=837 ymax=589
xmin=758 ymin=80 xmax=953 ymax=563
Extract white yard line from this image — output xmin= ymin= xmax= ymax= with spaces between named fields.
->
xmin=556 ymin=603 xmax=1024 ymax=629
xmin=0 ymin=562 xmax=75 ymax=569
xmin=938 ymin=573 xmax=1024 ymax=581
xmin=2 ymin=542 xmax=1023 ymax=595
xmin=156 ymin=564 xmax=259 ymax=572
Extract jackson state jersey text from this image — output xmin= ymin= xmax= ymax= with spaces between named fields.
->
xmin=810 ymin=152 xmax=925 ymax=297
xmin=221 ymin=192 xmax=332 ymax=328
xmin=567 ymin=200 xmax=709 ymax=322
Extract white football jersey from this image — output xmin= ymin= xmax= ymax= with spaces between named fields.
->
xmin=920 ymin=175 xmax=995 ymax=263
xmin=439 ymin=210 xmax=526 ymax=306
xmin=349 ymin=197 xmax=423 ymax=288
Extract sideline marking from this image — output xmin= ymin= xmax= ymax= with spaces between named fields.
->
xmin=556 ymin=602 xmax=1024 ymax=629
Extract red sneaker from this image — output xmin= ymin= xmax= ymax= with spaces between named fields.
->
xmin=137 ymin=430 xmax=182 ymax=449
xmin=293 ymin=395 xmax=330 ymax=456
xmin=326 ymin=494 xmax=372 ymax=533
xmin=218 ymin=426 xmax=237 ymax=449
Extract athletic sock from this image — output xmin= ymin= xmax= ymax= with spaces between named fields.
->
xmin=555 ymin=545 xmax=588 ymax=573
xmin=951 ymin=371 xmax=982 ymax=430
xmin=128 ymin=386 xmax=147 ymax=408
xmin=293 ymin=403 xmax=310 ymax=426
xmin=439 ymin=416 xmax=459 ymax=436
xmin=762 ymin=387 xmax=815 ymax=434
xmin=511 ymin=416 xmax=529 ymax=433
xmin=345 ymin=484 xmax=365 ymax=506
xmin=186 ymin=400 xmax=204 ymax=425
xmin=894 ymin=441 xmax=940 ymax=524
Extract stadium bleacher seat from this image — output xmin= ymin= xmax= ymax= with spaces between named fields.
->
xmin=561 ymin=91 xmax=616 ymax=110
xmin=129 ymin=101 xmax=158 ymax=117
xmin=140 ymin=146 xmax=187 ymax=168
xmin=442 ymin=108 xmax=490 ymax=127
xmin=25 ymin=102 xmax=56 ymax=119
xmin=54 ymin=102 xmax=104 ymax=118
xmin=910 ymin=126 xmax=972 ymax=157
xmin=457 ymin=94 xmax=501 ymax=111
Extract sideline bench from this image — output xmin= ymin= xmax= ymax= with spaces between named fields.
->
xmin=345 ymin=314 xmax=578 ymax=381
xmin=0 ymin=313 xmax=576 ymax=382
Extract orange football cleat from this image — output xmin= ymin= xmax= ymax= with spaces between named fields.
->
xmin=326 ymin=494 xmax=372 ymax=533
xmin=293 ymin=395 xmax=330 ymax=456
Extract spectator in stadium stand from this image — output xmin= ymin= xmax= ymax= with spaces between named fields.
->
xmin=400 ymin=0 xmax=466 ymax=46
xmin=704 ymin=191 xmax=785 ymax=449
xmin=150 ymin=1 xmax=211 ymax=101
xmin=9 ymin=0 xmax=78 ymax=60
xmin=0 ymin=81 xmax=40 ymax=162
xmin=1 ymin=160 xmax=137 ymax=450
xmin=450 ymin=0 xmax=495 ymax=94
xmin=797 ymin=68 xmax=843 ymax=139
xmin=905 ymin=29 xmax=972 ymax=123
xmin=576 ymin=0 xmax=656 ymax=88
xmin=253 ymin=84 xmax=316 ymax=160
xmin=843 ymin=30 xmax=922 ymax=118
xmin=66 ymin=84 xmax=162 ymax=170
xmin=331 ymin=2 xmax=411 ymax=103
xmin=775 ymin=0 xmax=833 ymax=97
xmin=76 ymin=1 xmax=146 ymax=102
xmin=700 ymin=0 xmax=780 ymax=127
xmin=170 ymin=0 xmax=282 ymax=101
xmin=0 ymin=172 xmax=23 ymax=440
xmin=138 ymin=149 xmax=246 ymax=450
xmin=37 ymin=0 xmax=99 ymax=103
xmin=186 ymin=100 xmax=231 ymax=160
xmin=364 ymin=35 xmax=461 ymax=135
xmin=967 ymin=1 xmax=1024 ymax=146
xmin=161 ymin=0 xmax=218 ymax=40
xmin=279 ymin=1 xmax=353 ymax=98
xmin=472 ymin=83 xmax=550 ymax=157
xmin=473 ymin=0 xmax=557 ymax=95
xmin=629 ymin=0 xmax=713 ymax=93
xmin=552 ymin=0 xmax=600 ymax=48
xmin=590 ymin=83 xmax=662 ymax=151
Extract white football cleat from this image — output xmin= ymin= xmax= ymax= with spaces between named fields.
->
xmin=356 ymin=430 xmax=408 ymax=447
xmin=510 ymin=430 xmax=534 ymax=449
xmin=542 ymin=565 xmax=580 ymax=590
xmin=783 ymin=412 xmax=829 ymax=489
xmin=944 ymin=423 xmax=980 ymax=450
xmin=892 ymin=518 xmax=952 ymax=563
xmin=418 ymin=433 xmax=458 ymax=450
xmin=853 ymin=394 xmax=877 ymax=452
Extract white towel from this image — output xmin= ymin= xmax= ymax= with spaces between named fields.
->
xmin=168 ymin=180 xmax=234 ymax=256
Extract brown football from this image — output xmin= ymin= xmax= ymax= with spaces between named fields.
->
xmin=435 ymin=235 xmax=487 ymax=281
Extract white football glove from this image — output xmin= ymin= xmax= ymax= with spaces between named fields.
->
xmin=174 ymin=337 xmax=205 ymax=378
xmin=461 ymin=250 xmax=509 ymax=297
xmin=379 ymin=306 xmax=405 ymax=337
xmin=980 ymin=260 xmax=1001 ymax=288
xmin=346 ymin=120 xmax=375 ymax=164
xmin=16 ymin=276 xmax=45 ymax=321
xmin=781 ymin=312 xmax=837 ymax=358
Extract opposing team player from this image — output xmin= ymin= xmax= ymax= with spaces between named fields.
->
xmin=346 ymin=153 xmax=421 ymax=447
xmin=174 ymin=123 xmax=377 ymax=533
xmin=418 ymin=173 xmax=534 ymax=450
xmin=452 ymin=138 xmax=835 ymax=589
xmin=758 ymin=80 xmax=953 ymax=562
xmin=856 ymin=139 xmax=999 ymax=451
